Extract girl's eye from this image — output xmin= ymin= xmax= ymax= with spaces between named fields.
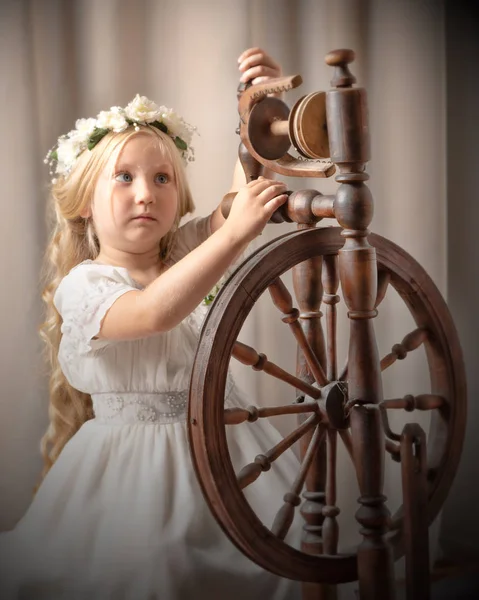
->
xmin=156 ymin=173 xmax=169 ymax=184
xmin=115 ymin=172 xmax=132 ymax=183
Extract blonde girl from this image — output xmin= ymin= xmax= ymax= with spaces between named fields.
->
xmin=0 ymin=48 xmax=302 ymax=599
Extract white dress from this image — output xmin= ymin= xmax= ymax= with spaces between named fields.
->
xmin=0 ymin=217 xmax=302 ymax=600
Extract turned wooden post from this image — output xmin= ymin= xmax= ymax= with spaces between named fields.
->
xmin=293 ymin=240 xmax=335 ymax=600
xmin=326 ymin=49 xmax=396 ymax=600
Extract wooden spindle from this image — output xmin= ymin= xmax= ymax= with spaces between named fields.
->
xmin=224 ymin=401 xmax=319 ymax=425
xmin=381 ymin=394 xmax=445 ymax=411
xmin=322 ymin=254 xmax=340 ymax=381
xmin=232 ymin=341 xmax=321 ymax=399
xmin=269 ymin=277 xmax=328 ymax=386
xmin=272 ymin=424 xmax=326 ymax=540
xmin=380 ymin=328 xmax=429 ymax=371
xmin=237 ymin=413 xmax=319 ymax=489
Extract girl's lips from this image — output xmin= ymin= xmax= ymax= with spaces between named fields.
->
xmin=133 ymin=215 xmax=156 ymax=221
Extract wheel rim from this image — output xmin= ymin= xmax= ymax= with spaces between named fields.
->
xmin=188 ymin=227 xmax=466 ymax=584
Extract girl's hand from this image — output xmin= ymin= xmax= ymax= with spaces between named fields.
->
xmin=224 ymin=177 xmax=288 ymax=243
xmin=238 ymin=47 xmax=282 ymax=86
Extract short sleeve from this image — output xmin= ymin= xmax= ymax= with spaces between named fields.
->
xmin=166 ymin=215 xmax=212 ymax=265
xmin=54 ymin=263 xmax=138 ymax=354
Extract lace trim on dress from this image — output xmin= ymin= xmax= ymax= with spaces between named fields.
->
xmin=92 ymin=380 xmax=238 ymax=426
xmin=60 ymin=276 xmax=136 ymax=355
xmin=92 ymin=391 xmax=189 ymax=425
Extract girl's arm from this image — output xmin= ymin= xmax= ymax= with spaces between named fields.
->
xmin=211 ymin=48 xmax=283 ymax=233
xmin=97 ymin=178 xmax=288 ymax=341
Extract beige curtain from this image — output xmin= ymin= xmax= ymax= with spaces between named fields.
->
xmin=2 ymin=0 xmax=474 ymax=593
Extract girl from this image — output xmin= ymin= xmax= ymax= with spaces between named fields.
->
xmin=0 ymin=49 xmax=302 ymax=599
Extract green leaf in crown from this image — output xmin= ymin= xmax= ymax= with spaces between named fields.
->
xmin=150 ymin=120 xmax=168 ymax=134
xmin=88 ymin=127 xmax=110 ymax=150
xmin=174 ymin=137 xmax=187 ymax=151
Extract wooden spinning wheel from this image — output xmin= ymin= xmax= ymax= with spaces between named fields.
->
xmin=188 ymin=50 xmax=467 ymax=600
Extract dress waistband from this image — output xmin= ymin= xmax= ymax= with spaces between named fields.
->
xmin=91 ymin=391 xmax=188 ymax=425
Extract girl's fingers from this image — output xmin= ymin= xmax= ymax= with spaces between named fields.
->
xmin=246 ymin=176 xmax=275 ymax=189
xmin=259 ymin=183 xmax=288 ymax=203
xmin=249 ymin=76 xmax=272 ymax=86
xmin=237 ymin=47 xmax=264 ymax=64
xmin=245 ymin=176 xmax=270 ymax=190
xmin=240 ymin=65 xmax=280 ymax=84
xmin=239 ymin=51 xmax=280 ymax=74
xmin=242 ymin=178 xmax=287 ymax=202
xmin=249 ymin=178 xmax=286 ymax=193
xmin=264 ymin=193 xmax=288 ymax=216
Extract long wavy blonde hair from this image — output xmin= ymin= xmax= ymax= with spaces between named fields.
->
xmin=38 ymin=126 xmax=195 ymax=484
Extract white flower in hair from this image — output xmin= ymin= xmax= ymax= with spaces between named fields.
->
xmin=73 ymin=118 xmax=97 ymax=138
xmin=56 ymin=137 xmax=85 ymax=173
xmin=96 ymin=108 xmax=129 ymax=133
xmin=161 ymin=108 xmax=195 ymax=147
xmin=124 ymin=95 xmax=162 ymax=123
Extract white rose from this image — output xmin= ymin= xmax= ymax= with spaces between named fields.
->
xmin=74 ymin=118 xmax=97 ymax=137
xmin=124 ymin=94 xmax=161 ymax=123
xmin=56 ymin=138 xmax=85 ymax=174
xmin=161 ymin=109 xmax=194 ymax=145
xmin=96 ymin=109 xmax=128 ymax=132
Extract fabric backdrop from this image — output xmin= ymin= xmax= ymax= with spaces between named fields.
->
xmin=1 ymin=0 xmax=477 ymax=595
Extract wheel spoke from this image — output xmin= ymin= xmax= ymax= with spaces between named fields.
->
xmin=271 ymin=423 xmax=327 ymax=540
xmin=381 ymin=394 xmax=446 ymax=411
xmin=237 ymin=413 xmax=320 ymax=490
xmin=224 ymin=401 xmax=319 ymax=425
xmin=232 ymin=341 xmax=320 ymax=399
xmin=380 ymin=328 xmax=429 ymax=371
xmin=268 ymin=277 xmax=328 ymax=386
xmin=322 ymin=254 xmax=340 ymax=381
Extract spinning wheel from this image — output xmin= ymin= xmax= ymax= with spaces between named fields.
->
xmin=188 ymin=50 xmax=466 ymax=599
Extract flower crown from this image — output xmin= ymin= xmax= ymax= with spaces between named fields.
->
xmin=45 ymin=94 xmax=196 ymax=181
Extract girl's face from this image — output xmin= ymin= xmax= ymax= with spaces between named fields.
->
xmin=90 ymin=133 xmax=178 ymax=256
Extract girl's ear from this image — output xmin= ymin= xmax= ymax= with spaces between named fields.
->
xmin=80 ymin=205 xmax=92 ymax=218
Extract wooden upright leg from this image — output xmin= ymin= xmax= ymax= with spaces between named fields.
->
xmin=350 ymin=403 xmax=396 ymax=600
xmin=325 ymin=48 xmax=396 ymax=599
xmin=401 ymin=424 xmax=430 ymax=600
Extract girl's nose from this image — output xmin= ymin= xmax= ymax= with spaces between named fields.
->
xmin=134 ymin=180 xmax=155 ymax=205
